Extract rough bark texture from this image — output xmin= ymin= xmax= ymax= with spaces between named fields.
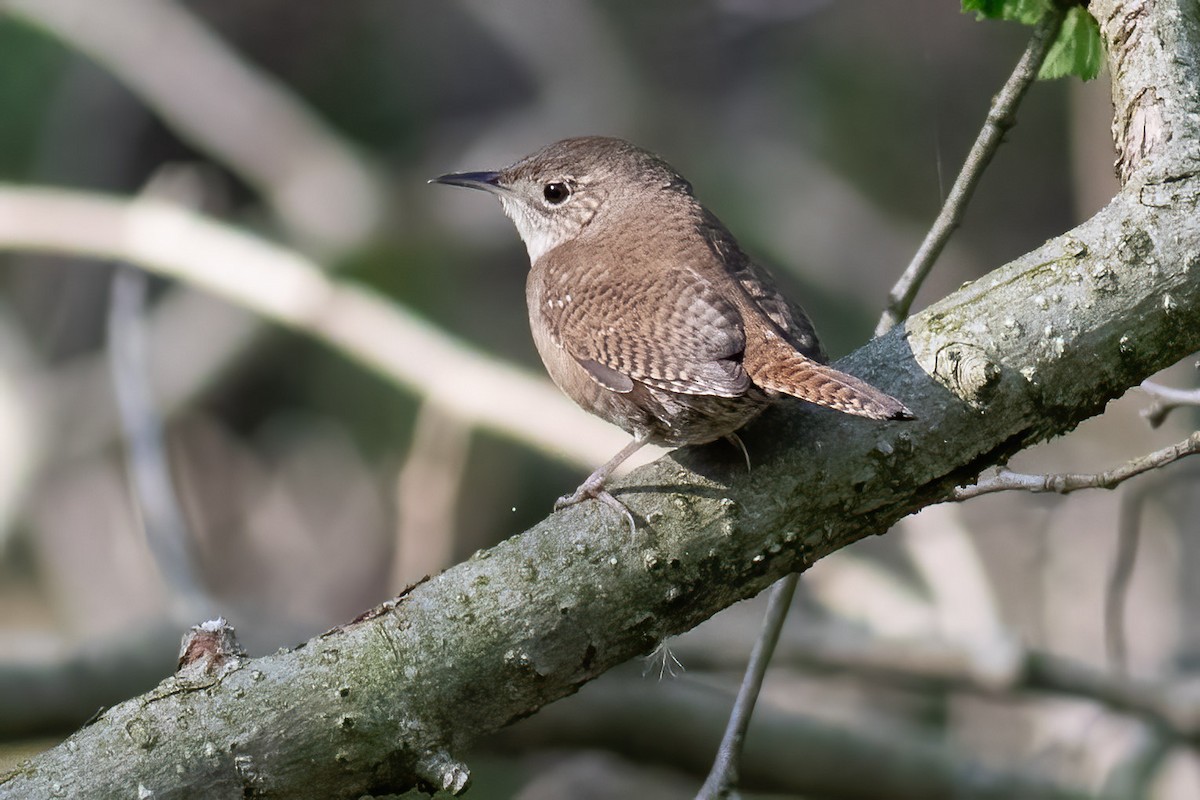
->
xmin=3 ymin=1 xmax=1199 ymax=797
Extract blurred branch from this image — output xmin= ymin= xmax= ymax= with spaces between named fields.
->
xmin=0 ymin=318 xmax=42 ymax=552
xmin=951 ymin=432 xmax=1200 ymax=500
xmin=452 ymin=0 xmax=636 ymax=157
xmin=107 ymin=265 xmax=210 ymax=618
xmin=501 ymin=675 xmax=1092 ymax=800
xmin=677 ymin=626 xmax=1200 ymax=742
xmin=391 ymin=402 xmax=473 ymax=589
xmin=900 ymin=504 xmax=1005 ymax=640
xmin=1140 ymin=378 xmax=1200 ymax=428
xmin=0 ymin=185 xmax=628 ymax=469
xmin=1101 ymin=462 xmax=1200 ymax=678
xmin=1098 ymin=728 xmax=1173 ymax=800
xmin=0 ymin=623 xmax=179 ymax=739
xmin=696 ymin=573 xmax=797 ymax=800
xmin=876 ymin=7 xmax=1066 ymax=335
xmin=3 ymin=0 xmax=384 ymax=254
xmin=47 ymin=284 xmax=261 ymax=461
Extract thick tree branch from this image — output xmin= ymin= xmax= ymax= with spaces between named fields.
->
xmin=3 ymin=1 xmax=1199 ymax=797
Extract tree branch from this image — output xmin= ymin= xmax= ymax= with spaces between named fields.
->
xmin=3 ymin=1 xmax=1200 ymax=796
xmin=3 ymin=173 xmax=1197 ymax=795
xmin=951 ymin=431 xmax=1200 ymax=499
xmin=1140 ymin=379 xmax=1200 ymax=427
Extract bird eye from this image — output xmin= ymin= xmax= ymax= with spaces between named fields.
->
xmin=543 ymin=181 xmax=571 ymax=205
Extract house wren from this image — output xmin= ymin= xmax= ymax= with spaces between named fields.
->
xmin=434 ymin=136 xmax=911 ymax=529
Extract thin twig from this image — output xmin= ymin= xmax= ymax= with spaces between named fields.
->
xmin=107 ymin=265 xmax=211 ymax=619
xmin=1105 ymin=479 xmax=1149 ymax=678
xmin=1140 ymin=379 xmax=1200 ymax=428
xmin=951 ymin=431 xmax=1200 ymax=500
xmin=695 ymin=574 xmax=798 ymax=800
xmin=876 ymin=8 xmax=1066 ymax=335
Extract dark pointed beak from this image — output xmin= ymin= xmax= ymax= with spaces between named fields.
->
xmin=429 ymin=171 xmax=508 ymax=194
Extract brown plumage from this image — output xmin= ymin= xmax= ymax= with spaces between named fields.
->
xmin=434 ymin=137 xmax=912 ymax=529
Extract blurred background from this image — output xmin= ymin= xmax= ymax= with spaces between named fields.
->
xmin=1 ymin=0 xmax=1197 ymax=797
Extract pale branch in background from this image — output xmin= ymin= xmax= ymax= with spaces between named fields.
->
xmin=0 ymin=186 xmax=632 ymax=471
xmin=951 ymin=431 xmax=1200 ymax=500
xmin=876 ymin=7 xmax=1066 ymax=336
xmin=1140 ymin=379 xmax=1200 ymax=428
xmin=391 ymin=402 xmax=473 ymax=588
xmin=3 ymin=0 xmax=384 ymax=254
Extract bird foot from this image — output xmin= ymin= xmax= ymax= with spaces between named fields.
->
xmin=555 ymin=481 xmax=637 ymax=536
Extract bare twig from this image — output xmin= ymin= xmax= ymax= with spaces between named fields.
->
xmin=1140 ymin=379 xmax=1200 ymax=428
xmin=951 ymin=432 xmax=1200 ymax=500
xmin=695 ymin=574 xmax=798 ymax=800
xmin=107 ymin=265 xmax=210 ymax=619
xmin=876 ymin=8 xmax=1066 ymax=335
xmin=0 ymin=185 xmax=629 ymax=469
xmin=1105 ymin=480 xmax=1149 ymax=677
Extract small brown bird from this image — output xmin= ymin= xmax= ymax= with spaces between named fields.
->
xmin=434 ymin=137 xmax=911 ymax=529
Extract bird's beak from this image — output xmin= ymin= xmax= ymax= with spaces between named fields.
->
xmin=429 ymin=171 xmax=508 ymax=194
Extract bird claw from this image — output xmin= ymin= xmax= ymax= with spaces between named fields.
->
xmin=555 ymin=484 xmax=638 ymax=536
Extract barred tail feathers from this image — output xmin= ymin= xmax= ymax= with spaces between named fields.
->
xmin=743 ymin=332 xmax=913 ymax=421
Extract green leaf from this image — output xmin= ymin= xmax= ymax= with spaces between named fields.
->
xmin=1038 ymin=7 xmax=1105 ymax=81
xmin=962 ymin=0 xmax=1050 ymax=24
xmin=962 ymin=2 xmax=1105 ymax=81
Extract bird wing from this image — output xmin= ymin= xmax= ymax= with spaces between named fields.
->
xmin=537 ymin=249 xmax=751 ymax=398
xmin=697 ymin=210 xmax=827 ymax=363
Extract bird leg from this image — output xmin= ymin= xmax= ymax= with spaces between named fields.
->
xmin=725 ymin=432 xmax=751 ymax=473
xmin=555 ymin=435 xmax=649 ymax=533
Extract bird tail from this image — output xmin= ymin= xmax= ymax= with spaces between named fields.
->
xmin=744 ymin=331 xmax=913 ymax=421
